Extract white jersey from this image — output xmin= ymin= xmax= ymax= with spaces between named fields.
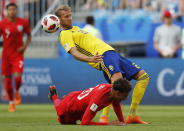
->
xmin=154 ymin=24 xmax=181 ymax=56
xmin=82 ymin=24 xmax=102 ymax=40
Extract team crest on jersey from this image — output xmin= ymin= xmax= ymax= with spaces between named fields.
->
xmin=17 ymin=25 xmax=23 ymax=32
xmin=109 ymin=65 xmax=114 ymax=71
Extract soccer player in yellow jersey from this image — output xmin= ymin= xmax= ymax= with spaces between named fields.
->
xmin=55 ymin=5 xmax=149 ymax=124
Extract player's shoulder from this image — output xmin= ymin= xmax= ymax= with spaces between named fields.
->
xmin=92 ymin=84 xmax=112 ymax=101
xmin=73 ymin=26 xmax=80 ymax=30
xmin=0 ymin=18 xmax=8 ymax=24
xmin=100 ymin=83 xmax=112 ymax=87
xmin=172 ymin=24 xmax=181 ymax=31
xmin=0 ymin=18 xmax=8 ymax=28
xmin=17 ymin=17 xmax=29 ymax=23
xmin=172 ymin=24 xmax=180 ymax=28
xmin=156 ymin=25 xmax=165 ymax=30
xmin=61 ymin=26 xmax=80 ymax=36
xmin=95 ymin=83 xmax=112 ymax=90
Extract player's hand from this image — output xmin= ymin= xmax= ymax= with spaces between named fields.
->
xmin=90 ymin=52 xmax=103 ymax=63
xmin=173 ymin=46 xmax=178 ymax=54
xmin=17 ymin=45 xmax=27 ymax=54
xmin=108 ymin=120 xmax=126 ymax=126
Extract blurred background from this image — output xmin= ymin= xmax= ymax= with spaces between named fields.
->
xmin=0 ymin=0 xmax=184 ymax=104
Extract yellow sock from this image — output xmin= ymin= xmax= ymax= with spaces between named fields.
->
xmin=101 ymin=105 xmax=111 ymax=116
xmin=129 ymin=73 xmax=149 ymax=118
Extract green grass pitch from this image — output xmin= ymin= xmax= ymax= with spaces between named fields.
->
xmin=0 ymin=104 xmax=184 ymax=131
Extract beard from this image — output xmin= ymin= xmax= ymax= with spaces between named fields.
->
xmin=62 ymin=23 xmax=72 ymax=29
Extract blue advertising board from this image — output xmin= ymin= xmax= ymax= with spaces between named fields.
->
xmin=0 ymin=58 xmax=184 ymax=105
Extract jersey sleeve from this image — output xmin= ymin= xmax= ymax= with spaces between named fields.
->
xmin=24 ymin=19 xmax=31 ymax=35
xmin=60 ymin=31 xmax=76 ymax=53
xmin=80 ymin=97 xmax=107 ymax=125
xmin=112 ymin=101 xmax=125 ymax=123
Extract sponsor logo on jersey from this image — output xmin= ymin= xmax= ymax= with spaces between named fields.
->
xmin=17 ymin=25 xmax=23 ymax=32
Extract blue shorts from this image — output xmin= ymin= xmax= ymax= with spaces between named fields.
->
xmin=101 ymin=51 xmax=142 ymax=83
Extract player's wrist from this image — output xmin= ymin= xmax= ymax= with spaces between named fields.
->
xmin=88 ymin=57 xmax=94 ymax=63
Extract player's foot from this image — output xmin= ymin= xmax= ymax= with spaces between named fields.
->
xmin=8 ymin=104 xmax=15 ymax=112
xmin=15 ymin=91 xmax=21 ymax=105
xmin=99 ymin=116 xmax=108 ymax=123
xmin=48 ymin=85 xmax=57 ymax=101
xmin=126 ymin=115 xmax=148 ymax=124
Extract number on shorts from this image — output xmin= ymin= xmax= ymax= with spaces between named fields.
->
xmin=132 ymin=63 xmax=140 ymax=69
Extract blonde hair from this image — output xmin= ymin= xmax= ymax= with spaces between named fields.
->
xmin=55 ymin=5 xmax=71 ymax=17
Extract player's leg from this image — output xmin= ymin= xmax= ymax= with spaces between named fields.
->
xmin=5 ymin=75 xmax=15 ymax=112
xmin=1 ymin=59 xmax=15 ymax=112
xmin=49 ymin=85 xmax=62 ymax=116
xmin=49 ymin=86 xmax=76 ymax=125
xmin=104 ymin=52 xmax=149 ymax=124
xmin=117 ymin=58 xmax=149 ymax=124
xmin=126 ymin=70 xmax=149 ymax=124
xmin=14 ymin=73 xmax=23 ymax=105
xmin=13 ymin=59 xmax=24 ymax=105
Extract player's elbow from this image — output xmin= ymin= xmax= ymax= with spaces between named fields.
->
xmin=72 ymin=53 xmax=79 ymax=60
xmin=69 ymin=48 xmax=79 ymax=59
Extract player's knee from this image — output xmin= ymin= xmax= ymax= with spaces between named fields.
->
xmin=143 ymin=72 xmax=149 ymax=84
xmin=15 ymin=77 xmax=22 ymax=87
xmin=134 ymin=70 xmax=148 ymax=80
xmin=137 ymin=72 xmax=149 ymax=88
xmin=14 ymin=72 xmax=22 ymax=77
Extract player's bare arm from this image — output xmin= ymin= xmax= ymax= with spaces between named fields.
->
xmin=70 ymin=47 xmax=103 ymax=63
xmin=17 ymin=33 xmax=31 ymax=53
xmin=80 ymin=101 xmax=125 ymax=126
xmin=174 ymin=40 xmax=182 ymax=53
xmin=112 ymin=102 xmax=125 ymax=122
xmin=153 ymin=42 xmax=160 ymax=52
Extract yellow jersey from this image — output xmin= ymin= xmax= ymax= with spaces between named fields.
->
xmin=59 ymin=26 xmax=114 ymax=70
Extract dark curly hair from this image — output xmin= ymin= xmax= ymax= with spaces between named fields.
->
xmin=113 ymin=78 xmax=132 ymax=93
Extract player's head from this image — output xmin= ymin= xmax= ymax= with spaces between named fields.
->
xmin=86 ymin=16 xmax=95 ymax=26
xmin=162 ymin=10 xmax=172 ymax=25
xmin=55 ymin=5 xmax=72 ymax=29
xmin=111 ymin=78 xmax=132 ymax=102
xmin=6 ymin=3 xmax=17 ymax=19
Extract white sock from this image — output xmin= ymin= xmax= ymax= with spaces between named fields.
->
xmin=9 ymin=101 xmax=14 ymax=104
